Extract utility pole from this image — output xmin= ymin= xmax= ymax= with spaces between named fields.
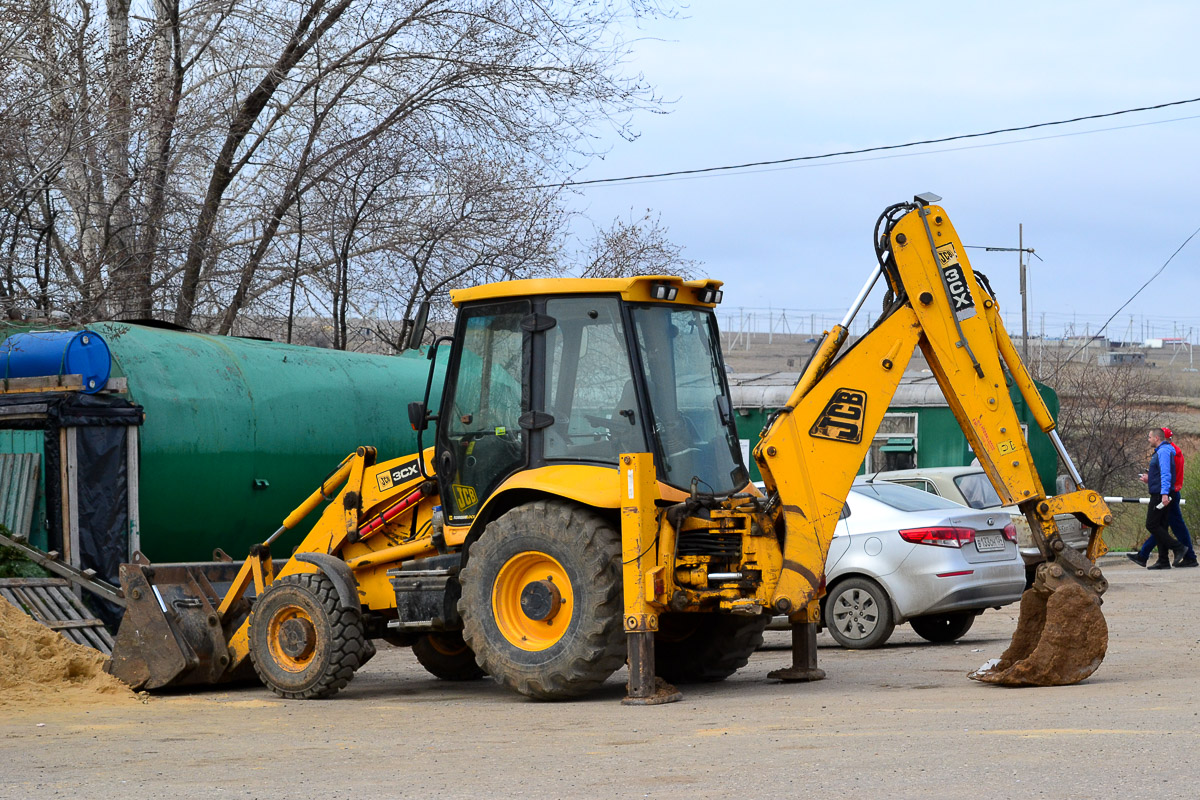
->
xmin=1019 ymin=225 xmax=1028 ymax=361
xmin=974 ymin=228 xmax=1039 ymax=361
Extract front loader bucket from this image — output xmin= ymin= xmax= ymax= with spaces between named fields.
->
xmin=106 ymin=561 xmax=255 ymax=690
xmin=969 ymin=553 xmax=1108 ymax=686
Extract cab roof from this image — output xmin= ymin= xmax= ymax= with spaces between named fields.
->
xmin=450 ymin=275 xmax=724 ymax=308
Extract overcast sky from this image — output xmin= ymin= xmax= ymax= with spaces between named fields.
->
xmin=568 ymin=2 xmax=1200 ymax=342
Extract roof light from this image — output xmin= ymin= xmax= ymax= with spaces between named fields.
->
xmin=695 ymin=287 xmax=722 ymax=304
xmin=651 ymin=282 xmax=678 ymax=301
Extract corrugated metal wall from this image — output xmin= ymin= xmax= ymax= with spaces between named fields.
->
xmin=0 ymin=432 xmax=45 ymax=549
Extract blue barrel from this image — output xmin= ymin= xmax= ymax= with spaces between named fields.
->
xmin=0 ymin=330 xmax=112 ymax=393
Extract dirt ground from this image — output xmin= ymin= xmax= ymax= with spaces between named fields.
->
xmin=2 ymin=556 xmax=1197 ymax=800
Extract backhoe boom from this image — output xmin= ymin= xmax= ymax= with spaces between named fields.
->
xmin=754 ymin=195 xmax=1109 ymax=686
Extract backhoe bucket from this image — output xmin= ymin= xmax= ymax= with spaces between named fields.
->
xmin=969 ymin=550 xmax=1108 ymax=686
xmin=106 ymin=561 xmax=255 ymax=690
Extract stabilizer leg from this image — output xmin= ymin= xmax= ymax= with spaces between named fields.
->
xmin=768 ymin=602 xmax=826 ymax=683
xmin=622 ymin=628 xmax=681 ymax=706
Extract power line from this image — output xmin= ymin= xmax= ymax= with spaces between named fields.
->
xmin=1061 ymin=221 xmax=1200 ymax=362
xmin=566 ymin=112 xmax=1200 ymax=191
xmin=552 ymin=95 xmax=1200 ymax=190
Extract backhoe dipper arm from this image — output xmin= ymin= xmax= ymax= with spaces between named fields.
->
xmin=757 ymin=196 xmax=1109 ymax=686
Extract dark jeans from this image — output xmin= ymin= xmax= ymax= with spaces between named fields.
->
xmin=1138 ymin=491 xmax=1195 ymax=561
xmin=1143 ymin=493 xmax=1184 ymax=561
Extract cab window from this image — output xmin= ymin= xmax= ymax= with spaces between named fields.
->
xmin=543 ymin=297 xmax=645 ymax=462
xmin=439 ymin=301 xmax=527 ymax=523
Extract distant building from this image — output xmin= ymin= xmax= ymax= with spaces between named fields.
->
xmin=1098 ymin=351 xmax=1146 ymax=367
xmin=1144 ymin=337 xmax=1187 ymax=349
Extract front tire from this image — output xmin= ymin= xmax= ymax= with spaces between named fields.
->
xmin=824 ymin=576 xmax=895 ymax=649
xmin=654 ymin=612 xmax=769 ymax=683
xmin=909 ymin=612 xmax=976 ymax=643
xmin=458 ymin=500 xmax=625 ymax=700
xmin=248 ymin=573 xmax=365 ymax=699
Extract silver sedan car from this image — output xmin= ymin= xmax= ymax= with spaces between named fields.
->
xmin=870 ymin=466 xmax=1090 ymax=585
xmin=820 ymin=479 xmax=1026 ymax=649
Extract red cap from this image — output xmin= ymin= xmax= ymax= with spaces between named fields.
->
xmin=1162 ymin=426 xmax=1174 ymax=439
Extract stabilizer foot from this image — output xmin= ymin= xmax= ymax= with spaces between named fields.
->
xmin=622 ymin=676 xmax=683 ymax=705
xmin=768 ymin=666 xmax=826 ymax=683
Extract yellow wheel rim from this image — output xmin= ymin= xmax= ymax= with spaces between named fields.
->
xmin=266 ymin=604 xmax=318 ymax=672
xmin=492 ymin=551 xmax=573 ymax=651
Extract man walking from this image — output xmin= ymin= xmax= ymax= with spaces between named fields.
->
xmin=1129 ymin=428 xmax=1189 ymax=570
xmin=1128 ymin=427 xmax=1197 ymax=568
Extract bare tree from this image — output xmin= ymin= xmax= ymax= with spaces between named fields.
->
xmin=1038 ymin=353 xmax=1164 ymax=495
xmin=0 ymin=0 xmax=679 ymax=335
xmin=576 ymin=208 xmax=697 ymax=279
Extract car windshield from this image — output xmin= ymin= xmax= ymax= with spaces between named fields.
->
xmin=852 ymin=481 xmax=965 ymax=512
xmin=629 ymin=304 xmax=746 ymax=494
xmin=953 ymin=472 xmax=1004 ymax=509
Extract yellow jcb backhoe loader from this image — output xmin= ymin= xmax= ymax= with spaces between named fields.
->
xmin=106 ymin=194 xmax=1110 ymax=703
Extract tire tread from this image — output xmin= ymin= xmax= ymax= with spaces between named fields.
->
xmin=249 ymin=573 xmax=365 ymax=699
xmin=459 ymin=500 xmax=625 ymax=700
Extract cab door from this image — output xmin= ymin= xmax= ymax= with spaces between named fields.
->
xmin=436 ymin=300 xmax=529 ymax=525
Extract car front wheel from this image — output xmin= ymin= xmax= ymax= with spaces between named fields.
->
xmin=824 ymin=576 xmax=895 ymax=649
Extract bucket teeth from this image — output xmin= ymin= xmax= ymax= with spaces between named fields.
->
xmin=970 ymin=582 xmax=1108 ymax=686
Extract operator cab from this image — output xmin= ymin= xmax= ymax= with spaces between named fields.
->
xmin=430 ymin=277 xmax=747 ymax=525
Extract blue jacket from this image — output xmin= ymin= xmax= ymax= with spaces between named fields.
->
xmin=1148 ymin=441 xmax=1175 ymax=496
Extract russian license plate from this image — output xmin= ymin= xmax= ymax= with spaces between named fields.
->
xmin=975 ymin=533 xmax=1005 ymax=553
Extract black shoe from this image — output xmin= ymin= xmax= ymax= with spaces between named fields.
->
xmin=1173 ymin=547 xmax=1190 ymax=566
xmin=1147 ymin=560 xmax=1172 ymax=570
xmin=1176 ymin=559 xmax=1199 ymax=569
xmin=1127 ymin=553 xmax=1149 ymax=567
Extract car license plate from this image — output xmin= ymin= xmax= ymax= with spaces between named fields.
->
xmin=975 ymin=533 xmax=1005 ymax=553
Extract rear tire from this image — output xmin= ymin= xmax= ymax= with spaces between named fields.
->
xmin=654 ymin=612 xmax=769 ymax=683
xmin=824 ymin=576 xmax=895 ymax=650
xmin=412 ymin=632 xmax=486 ymax=681
xmin=249 ymin=573 xmax=365 ymax=699
xmin=909 ymin=612 xmax=976 ymax=643
xmin=459 ymin=500 xmax=625 ymax=700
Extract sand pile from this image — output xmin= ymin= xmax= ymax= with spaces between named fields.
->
xmin=0 ymin=596 xmax=139 ymax=707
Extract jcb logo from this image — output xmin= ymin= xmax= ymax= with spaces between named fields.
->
xmin=810 ymin=389 xmax=866 ymax=444
xmin=453 ymin=484 xmax=479 ymax=510
xmin=937 ymin=242 xmax=958 ymax=265
xmin=936 ymin=243 xmax=976 ymax=320
xmin=376 ymin=460 xmax=422 ymax=493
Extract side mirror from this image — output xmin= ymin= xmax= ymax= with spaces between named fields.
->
xmin=408 ymin=401 xmax=428 ymax=431
xmin=404 ymin=301 xmax=430 ymax=351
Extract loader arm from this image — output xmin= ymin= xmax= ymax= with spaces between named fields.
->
xmin=756 ymin=195 xmax=1109 ymax=686
xmin=107 ymin=446 xmax=445 ymax=691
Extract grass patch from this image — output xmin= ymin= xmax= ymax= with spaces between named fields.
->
xmin=0 ymin=545 xmax=49 ymax=579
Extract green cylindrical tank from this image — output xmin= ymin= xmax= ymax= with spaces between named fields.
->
xmin=93 ymin=323 xmax=445 ymax=562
